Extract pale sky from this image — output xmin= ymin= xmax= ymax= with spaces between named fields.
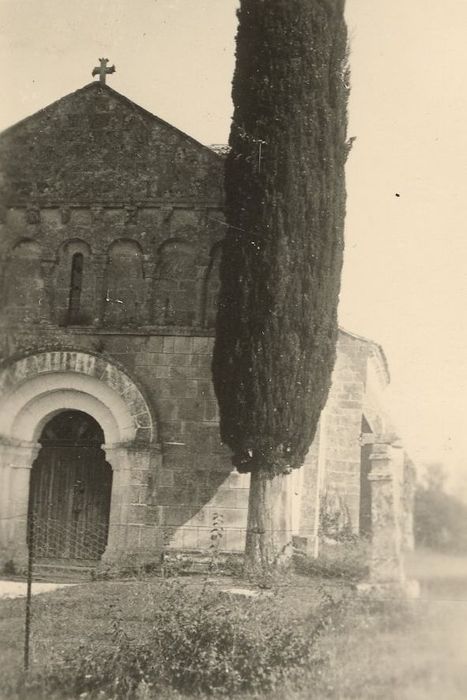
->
xmin=1 ymin=0 xmax=466 ymax=487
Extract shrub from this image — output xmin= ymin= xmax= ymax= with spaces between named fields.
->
xmin=16 ymin=579 xmax=337 ymax=699
xmin=1 ymin=559 xmax=17 ymax=576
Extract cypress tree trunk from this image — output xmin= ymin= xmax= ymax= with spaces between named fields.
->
xmin=245 ymin=469 xmax=294 ymax=570
xmin=212 ymin=0 xmax=349 ymax=567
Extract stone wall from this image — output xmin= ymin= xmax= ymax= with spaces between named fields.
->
xmin=322 ymin=334 xmax=366 ymax=529
xmin=0 ymin=204 xmax=226 ymax=333
xmin=0 ymin=82 xmax=223 ymax=206
xmin=0 ymin=82 xmax=226 ymax=337
xmin=291 ymin=331 xmax=391 ymax=548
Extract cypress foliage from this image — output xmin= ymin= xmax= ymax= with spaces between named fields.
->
xmin=212 ymin=0 xmax=349 ymax=476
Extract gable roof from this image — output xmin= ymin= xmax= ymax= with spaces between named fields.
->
xmin=0 ymin=82 xmax=218 ymax=157
xmin=0 ymin=82 xmax=224 ymax=207
xmin=339 ymin=327 xmax=390 ymax=385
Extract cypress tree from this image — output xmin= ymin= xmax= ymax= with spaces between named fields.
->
xmin=212 ymin=0 xmax=349 ymax=566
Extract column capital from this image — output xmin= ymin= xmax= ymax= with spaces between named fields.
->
xmin=0 ymin=438 xmax=41 ymax=467
xmin=368 ymin=442 xmax=393 ymax=480
xmin=103 ymin=444 xmax=132 ymax=471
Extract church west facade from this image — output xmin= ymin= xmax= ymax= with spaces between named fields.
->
xmin=0 ymin=81 xmax=397 ymax=571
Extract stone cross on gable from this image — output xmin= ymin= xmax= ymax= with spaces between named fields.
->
xmin=92 ymin=58 xmax=116 ymax=85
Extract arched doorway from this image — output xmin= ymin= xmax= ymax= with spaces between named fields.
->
xmin=28 ymin=410 xmax=113 ymax=561
xmin=0 ymin=349 xmax=158 ymax=568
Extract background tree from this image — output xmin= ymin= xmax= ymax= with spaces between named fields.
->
xmin=212 ymin=0 xmax=349 ymax=568
xmin=414 ymin=462 xmax=467 ymax=554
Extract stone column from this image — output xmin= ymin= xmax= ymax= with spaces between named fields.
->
xmin=0 ymin=440 xmax=40 ymax=568
xmin=101 ymin=445 xmax=134 ymax=562
xmin=366 ymin=439 xmax=405 ymax=585
xmin=39 ymin=259 xmax=57 ymax=326
xmin=357 ymin=437 xmax=419 ymax=597
xmin=142 ymin=257 xmax=156 ymax=325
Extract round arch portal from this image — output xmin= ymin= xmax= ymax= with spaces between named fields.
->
xmin=0 ymin=350 xmax=160 ymax=567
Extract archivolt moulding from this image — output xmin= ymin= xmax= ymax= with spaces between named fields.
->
xmin=0 ymin=350 xmax=155 ymax=447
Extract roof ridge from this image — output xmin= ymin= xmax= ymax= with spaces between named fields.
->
xmin=339 ymin=326 xmax=390 ymax=384
xmin=0 ymin=82 xmax=221 ymax=160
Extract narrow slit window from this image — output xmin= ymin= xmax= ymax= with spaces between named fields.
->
xmin=68 ymin=252 xmax=84 ymax=323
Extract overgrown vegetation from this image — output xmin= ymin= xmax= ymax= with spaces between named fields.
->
xmin=294 ymin=540 xmax=369 ymax=582
xmin=319 ymin=489 xmax=354 ymax=543
xmin=8 ymin=580 xmax=344 ymax=699
xmin=292 ymin=490 xmax=369 ymax=581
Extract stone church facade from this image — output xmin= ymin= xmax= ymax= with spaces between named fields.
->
xmin=0 ymin=82 xmax=400 ymax=571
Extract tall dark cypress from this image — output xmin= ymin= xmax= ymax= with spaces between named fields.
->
xmin=212 ymin=0 xmax=349 ymax=563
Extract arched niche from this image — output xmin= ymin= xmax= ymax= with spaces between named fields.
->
xmin=201 ymin=242 xmax=222 ymax=328
xmin=153 ymin=239 xmax=198 ymax=325
xmin=2 ymin=239 xmax=46 ymax=324
xmin=103 ymin=239 xmax=145 ymax=327
xmin=55 ymin=239 xmax=95 ymax=326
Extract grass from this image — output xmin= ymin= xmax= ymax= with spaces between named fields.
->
xmin=0 ymin=574 xmax=346 ymax=698
xmin=291 ymin=595 xmax=467 ymax=700
xmin=1 ymin=550 xmax=467 ymax=698
xmin=406 ymin=546 xmax=467 ymax=590
xmin=285 ymin=549 xmax=467 ymax=700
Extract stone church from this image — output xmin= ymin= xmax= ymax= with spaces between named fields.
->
xmin=0 ymin=76 xmax=403 ymax=572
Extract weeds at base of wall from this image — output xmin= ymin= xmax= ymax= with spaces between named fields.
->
xmin=294 ymin=539 xmax=370 ymax=582
xmin=1 ymin=559 xmax=17 ymax=577
xmin=10 ymin=579 xmax=346 ymax=699
xmin=92 ymin=558 xmax=162 ymax=581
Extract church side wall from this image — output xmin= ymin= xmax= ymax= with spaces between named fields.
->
xmin=320 ymin=334 xmax=368 ymax=532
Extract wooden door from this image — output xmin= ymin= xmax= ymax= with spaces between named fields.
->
xmin=29 ymin=411 xmax=112 ymax=561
